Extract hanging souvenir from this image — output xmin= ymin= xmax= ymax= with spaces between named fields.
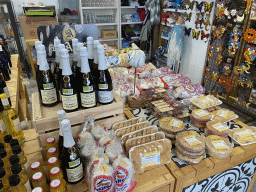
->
xmin=228 ymin=28 xmax=242 ymax=55
xmin=216 ymin=45 xmax=223 ymax=53
xmin=161 ymin=13 xmax=170 ymax=25
xmin=185 ymin=27 xmax=192 ymax=36
xmin=192 ymin=29 xmax=200 ymax=40
xmin=244 ymin=45 xmax=256 ymax=64
xmin=238 ymin=74 xmax=253 ymax=88
xmin=212 ymin=25 xmax=226 ymax=39
xmin=207 ymin=45 xmax=214 ymax=62
xmin=204 ymin=14 xmax=210 ymax=31
xmin=234 ymin=14 xmax=245 ymax=23
xmin=217 ymin=77 xmax=231 ymax=92
xmin=215 ymin=0 xmax=225 ymax=19
xmin=195 ymin=1 xmax=204 ymax=12
xmin=233 ymin=66 xmax=244 ymax=76
xmin=201 ymin=30 xmax=209 ymax=42
xmin=173 ymin=0 xmax=183 ymax=9
xmin=204 ymin=67 xmax=211 ymax=84
xmin=211 ymin=70 xmax=219 ymax=81
xmin=243 ymin=28 xmax=256 ymax=43
xmin=185 ymin=0 xmax=195 ymax=10
xmin=245 ymin=0 xmax=252 ymax=14
xmin=204 ymin=2 xmax=213 ymax=13
xmin=195 ymin=13 xmax=204 ymax=29
xmin=216 ymin=52 xmax=223 ymax=65
xmin=185 ymin=12 xmax=192 ymax=22
xmin=222 ymin=63 xmax=232 ymax=75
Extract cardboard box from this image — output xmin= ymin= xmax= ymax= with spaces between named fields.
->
xmin=19 ymin=16 xmax=58 ymax=39
xmin=101 ymin=29 xmax=117 ymax=39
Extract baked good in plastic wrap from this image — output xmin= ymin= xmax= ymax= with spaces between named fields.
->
xmin=112 ymin=75 xmax=131 ymax=87
xmin=114 ymin=83 xmax=140 ymax=98
xmin=113 ymin=156 xmax=137 ymax=192
xmin=125 ymin=132 xmax=165 ymax=154
xmin=105 ymin=140 xmax=124 ymax=164
xmin=205 ymin=135 xmax=233 ymax=159
xmin=89 ymin=157 xmax=114 ymax=192
xmin=229 ymin=127 xmax=256 ymax=145
xmin=91 ymin=124 xmax=108 ymax=141
xmin=162 ymin=74 xmax=183 ymax=84
xmin=106 ymin=54 xmax=129 ymax=68
xmin=99 ymin=130 xmax=115 ymax=148
xmin=109 ymin=67 xmax=129 ymax=77
xmin=159 ymin=117 xmax=185 ymax=134
xmin=77 ymin=127 xmax=96 ymax=150
xmin=190 ymin=95 xmax=222 ymax=109
xmin=129 ymin=138 xmax=172 ymax=174
xmin=152 ymin=67 xmax=174 ymax=77
xmin=174 ymin=84 xmax=204 ymax=99
xmin=140 ymin=88 xmax=169 ymax=106
xmin=115 ymin=121 xmax=151 ymax=138
xmin=175 ymin=148 xmax=204 ymax=164
xmin=175 ymin=143 xmax=205 ymax=159
xmin=121 ymin=126 xmax=158 ymax=147
xmin=112 ymin=117 xmax=146 ymax=131
xmin=128 ymin=64 xmax=151 ymax=75
xmin=190 ymin=109 xmax=212 ymax=129
xmin=206 ymin=121 xmax=230 ymax=138
xmin=137 ymin=77 xmax=165 ymax=90
xmin=176 ymin=131 xmax=205 ymax=153
xmin=211 ymin=109 xmax=238 ymax=123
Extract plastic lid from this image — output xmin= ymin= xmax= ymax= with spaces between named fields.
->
xmin=0 ymin=180 xmax=3 ymax=190
xmin=0 ymin=149 xmax=7 ymax=158
xmin=11 ymin=163 xmax=22 ymax=175
xmin=12 ymin=145 xmax=21 ymax=155
xmin=32 ymin=172 xmax=43 ymax=182
xmin=46 ymin=137 xmax=55 ymax=144
xmin=9 ymin=174 xmax=20 ymax=186
xmin=97 ymin=44 xmax=105 ymax=54
xmin=80 ymin=47 xmax=88 ymax=57
xmin=50 ymin=167 xmax=61 ymax=176
xmin=32 ymin=187 xmax=44 ymax=192
xmin=48 ymin=157 xmax=58 ymax=166
xmin=0 ymin=143 xmax=4 ymax=150
xmin=61 ymin=119 xmax=71 ymax=131
xmin=87 ymin=37 xmax=93 ymax=44
xmin=47 ymin=147 xmax=57 ymax=155
xmin=0 ymin=93 xmax=7 ymax=99
xmin=0 ymin=158 xmax=3 ymax=167
xmin=4 ymin=134 xmax=12 ymax=143
xmin=50 ymin=179 xmax=62 ymax=189
xmin=9 ymin=154 xmax=19 ymax=165
xmin=30 ymin=161 xmax=41 ymax=171
xmin=57 ymin=110 xmax=66 ymax=121
xmin=61 ymin=49 xmax=69 ymax=58
xmin=0 ymin=167 xmax=5 ymax=178
xmin=10 ymin=139 xmax=19 ymax=147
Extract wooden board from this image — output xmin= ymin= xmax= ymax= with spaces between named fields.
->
xmin=32 ymin=91 xmax=124 ymax=133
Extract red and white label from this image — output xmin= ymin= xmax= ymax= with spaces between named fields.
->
xmin=93 ymin=175 xmax=113 ymax=192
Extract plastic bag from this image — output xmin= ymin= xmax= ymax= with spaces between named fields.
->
xmin=152 ymin=67 xmax=174 ymax=77
xmin=91 ymin=124 xmax=108 ymax=141
xmin=78 ymin=121 xmax=96 ymax=149
xmin=114 ymin=83 xmax=140 ymax=98
xmin=105 ymin=141 xmax=124 ymax=164
xmin=99 ymin=130 xmax=115 ymax=148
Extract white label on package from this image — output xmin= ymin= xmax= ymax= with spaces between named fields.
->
xmin=141 ymin=151 xmax=160 ymax=168
xmin=235 ymin=129 xmax=254 ymax=136
xmin=185 ymin=136 xmax=202 ymax=146
xmin=211 ymin=140 xmax=229 ymax=150
xmin=213 ymin=123 xmax=228 ymax=132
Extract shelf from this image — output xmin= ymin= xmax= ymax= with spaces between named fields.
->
xmin=94 ymin=23 xmax=118 ymax=26
xmin=121 ymin=21 xmax=143 ymax=25
xmin=99 ymin=38 xmax=118 ymax=41
xmin=121 ymin=36 xmax=140 ymax=40
xmin=121 ymin=6 xmax=145 ymax=9
xmin=82 ymin=6 xmax=117 ymax=9
xmin=161 ymin=23 xmax=174 ymax=27
xmin=164 ymin=53 xmax=168 ymax=57
xmin=161 ymin=36 xmax=169 ymax=40
xmin=163 ymin=8 xmax=190 ymax=13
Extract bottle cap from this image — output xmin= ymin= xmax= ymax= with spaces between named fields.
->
xmin=61 ymin=119 xmax=71 ymax=131
xmin=97 ymin=44 xmax=105 ymax=54
xmin=50 ymin=179 xmax=62 ymax=189
xmin=48 ymin=157 xmax=58 ymax=166
xmin=80 ymin=47 xmax=88 ymax=57
xmin=46 ymin=137 xmax=55 ymax=144
xmin=0 ymin=158 xmax=3 ymax=167
xmin=9 ymin=154 xmax=20 ymax=165
xmin=77 ymin=42 xmax=84 ymax=50
xmin=30 ymin=161 xmax=41 ymax=171
xmin=47 ymin=147 xmax=57 ymax=155
xmin=10 ymin=139 xmax=19 ymax=147
xmin=32 ymin=172 xmax=43 ymax=182
xmin=0 ymin=167 xmax=5 ymax=178
xmin=35 ymin=41 xmax=42 ymax=49
xmin=0 ymin=143 xmax=4 ymax=150
xmin=9 ymin=174 xmax=20 ymax=186
xmin=54 ymin=37 xmax=60 ymax=47
xmin=11 ymin=163 xmax=22 ymax=174
xmin=93 ymin=40 xmax=100 ymax=48
xmin=12 ymin=145 xmax=22 ymax=155
xmin=50 ymin=167 xmax=61 ymax=176
xmin=0 ymin=93 xmax=7 ymax=99
xmin=0 ymin=149 xmax=7 ymax=158
xmin=4 ymin=134 xmax=12 ymax=143
xmin=57 ymin=110 xmax=66 ymax=121
xmin=61 ymin=49 xmax=69 ymax=59
xmin=0 ymin=180 xmax=3 ymax=190
xmin=87 ymin=37 xmax=93 ymax=44
xmin=32 ymin=187 xmax=44 ymax=192
xmin=72 ymin=38 xmax=78 ymax=46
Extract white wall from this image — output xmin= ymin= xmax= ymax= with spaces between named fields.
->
xmin=179 ymin=0 xmax=215 ymax=84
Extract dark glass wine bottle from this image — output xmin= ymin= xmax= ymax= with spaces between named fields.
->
xmin=36 ymin=44 xmax=45 ymax=78
xmin=0 ymin=45 xmax=10 ymax=74
xmin=97 ymin=45 xmax=113 ymax=104
xmin=62 ymin=119 xmax=83 ymax=184
xmin=36 ymin=48 xmax=58 ymax=107
xmin=60 ymin=49 xmax=79 ymax=112
xmin=0 ymin=56 xmax=10 ymax=81
xmin=87 ymin=37 xmax=94 ymax=71
xmin=71 ymin=38 xmax=78 ymax=79
xmin=57 ymin=44 xmax=65 ymax=101
xmin=79 ymin=47 xmax=97 ymax=109
xmin=53 ymin=37 xmax=61 ymax=90
xmin=93 ymin=40 xmax=100 ymax=78
xmin=0 ymin=74 xmax=11 ymax=106
xmin=76 ymin=42 xmax=84 ymax=77
xmin=57 ymin=110 xmax=66 ymax=164
xmin=0 ymin=44 xmax=12 ymax=68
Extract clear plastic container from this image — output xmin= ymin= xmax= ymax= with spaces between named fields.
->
xmin=112 ymin=117 xmax=146 ymax=131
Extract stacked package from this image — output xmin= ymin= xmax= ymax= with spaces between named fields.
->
xmin=191 ymin=109 xmax=212 ymax=129
xmin=205 ymin=121 xmax=230 ymax=138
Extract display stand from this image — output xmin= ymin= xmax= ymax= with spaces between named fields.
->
xmin=25 ymin=39 xmax=37 ymax=80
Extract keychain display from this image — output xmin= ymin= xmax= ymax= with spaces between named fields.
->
xmin=204 ymin=14 xmax=211 ymax=31
xmin=243 ymin=28 xmax=256 ymax=43
xmin=201 ymin=30 xmax=209 ymax=43
xmin=192 ymin=29 xmax=200 ymax=40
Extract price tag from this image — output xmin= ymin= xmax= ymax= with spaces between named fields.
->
xmin=211 ymin=140 xmax=229 ymax=150
xmin=218 ymin=110 xmax=229 ymax=118
xmin=213 ymin=123 xmax=228 ymax=132
xmin=141 ymin=151 xmax=160 ymax=168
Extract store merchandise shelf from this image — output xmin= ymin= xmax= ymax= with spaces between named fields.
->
xmin=163 ymin=8 xmax=190 ymax=13
xmin=121 ymin=36 xmax=140 ymax=40
xmin=81 ymin=6 xmax=117 ymax=9
xmin=99 ymin=38 xmax=118 ymax=41
xmin=94 ymin=22 xmax=118 ymax=26
xmin=121 ymin=6 xmax=145 ymax=9
xmin=121 ymin=21 xmax=143 ymax=25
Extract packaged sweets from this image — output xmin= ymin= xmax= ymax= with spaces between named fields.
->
xmin=152 ymin=67 xmax=174 ymax=77
xmin=175 ymin=149 xmax=204 ymax=164
xmin=99 ymin=131 xmax=115 ymax=148
xmin=112 ymin=117 xmax=146 ymax=131
xmin=129 ymin=138 xmax=172 ymax=174
xmin=175 ymin=143 xmax=205 ymax=159
xmin=190 ymin=95 xmax=222 ymax=109
xmin=159 ymin=117 xmax=185 ymax=134
xmin=229 ymin=127 xmax=256 ymax=145
xmin=211 ymin=109 xmax=238 ymax=123
xmin=91 ymin=124 xmax=108 ymax=141
xmin=140 ymin=89 xmax=169 ymax=106
xmin=105 ymin=140 xmax=124 ymax=164
xmin=191 ymin=109 xmax=212 ymax=129
xmin=206 ymin=121 xmax=230 ymax=138
xmin=114 ymin=83 xmax=140 ymax=98
xmin=77 ymin=125 xmax=95 ymax=150
xmin=137 ymin=77 xmax=165 ymax=90
xmin=205 ymin=135 xmax=233 ymax=159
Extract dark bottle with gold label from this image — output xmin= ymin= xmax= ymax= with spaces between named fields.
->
xmin=53 ymin=37 xmax=61 ymax=91
xmin=36 ymin=45 xmax=58 ymax=107
xmin=87 ymin=37 xmax=94 ymax=71
xmin=60 ymin=49 xmax=78 ymax=112
xmin=62 ymin=119 xmax=83 ymax=184
xmin=79 ymin=47 xmax=97 ymax=109
xmin=71 ymin=38 xmax=78 ymax=79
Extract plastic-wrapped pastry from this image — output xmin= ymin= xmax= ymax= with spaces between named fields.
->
xmin=91 ymin=124 xmax=108 ymax=141
xmin=206 ymin=121 xmax=230 ymax=138
xmin=115 ymin=121 xmax=150 ymax=138
xmin=175 ymin=143 xmax=205 ymax=159
xmin=211 ymin=109 xmax=238 ymax=123
xmin=229 ymin=127 xmax=256 ymax=145
xmin=99 ymin=130 xmax=115 ymax=148
xmin=175 ymin=148 xmax=204 ymax=164
xmin=159 ymin=117 xmax=185 ymax=134
xmin=190 ymin=95 xmax=222 ymax=109
xmin=77 ymin=127 xmax=95 ymax=150
xmin=113 ymin=156 xmax=136 ymax=192
xmin=105 ymin=140 xmax=124 ymax=164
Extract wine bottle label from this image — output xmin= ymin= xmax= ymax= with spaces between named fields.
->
xmin=63 ymin=89 xmax=74 ymax=95
xmin=99 ymin=84 xmax=108 ymax=90
xmin=24 ymin=179 xmax=32 ymax=192
xmin=40 ymin=88 xmax=58 ymax=104
xmin=3 ymin=87 xmax=10 ymax=97
xmin=81 ymin=92 xmax=96 ymax=108
xmin=0 ymin=119 xmax=6 ymax=133
xmin=1 ymin=98 xmax=9 ymax=106
xmin=43 ymin=83 xmax=54 ymax=90
xmin=66 ymin=163 xmax=83 ymax=182
xmin=62 ymin=94 xmax=78 ymax=110
xmin=13 ymin=117 xmax=21 ymax=132
xmin=83 ymin=86 xmax=93 ymax=93
xmin=69 ymin=158 xmax=81 ymax=168
xmin=98 ymin=91 xmax=113 ymax=103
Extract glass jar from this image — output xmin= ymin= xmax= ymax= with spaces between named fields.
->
xmin=47 ymin=147 xmax=58 ymax=160
xmin=50 ymin=167 xmax=66 ymax=189
xmin=10 ymin=139 xmax=22 ymax=149
xmin=30 ymin=161 xmax=45 ymax=176
xmin=47 ymin=157 xmax=60 ymax=171
xmin=8 ymin=174 xmax=27 ymax=192
xmin=50 ymin=179 xmax=64 ymax=192
xmin=32 ymin=187 xmax=44 ymax=192
xmin=11 ymin=163 xmax=27 ymax=176
xmin=32 ymin=172 xmax=49 ymax=192
xmin=46 ymin=138 xmax=57 ymax=150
